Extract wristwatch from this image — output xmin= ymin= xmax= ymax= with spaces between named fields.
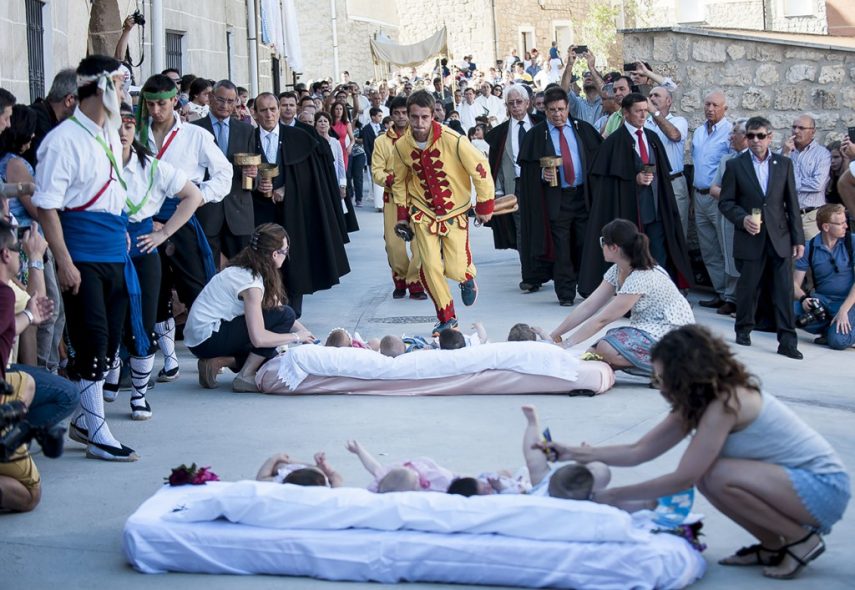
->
xmin=28 ymin=260 xmax=45 ymax=271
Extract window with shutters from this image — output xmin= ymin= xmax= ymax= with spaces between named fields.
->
xmin=166 ymin=31 xmax=184 ymax=73
xmin=25 ymin=0 xmax=46 ymax=101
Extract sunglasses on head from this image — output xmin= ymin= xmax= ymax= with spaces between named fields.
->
xmin=746 ymin=132 xmax=768 ymax=140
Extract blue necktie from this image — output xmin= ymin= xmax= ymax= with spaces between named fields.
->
xmin=216 ymin=121 xmax=227 ymax=155
xmin=265 ymin=133 xmax=276 ymax=164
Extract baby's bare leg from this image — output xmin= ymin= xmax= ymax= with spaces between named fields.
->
xmin=521 ymin=405 xmax=550 ymax=486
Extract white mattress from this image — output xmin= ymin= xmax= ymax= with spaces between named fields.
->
xmin=124 ymin=482 xmax=706 ymax=589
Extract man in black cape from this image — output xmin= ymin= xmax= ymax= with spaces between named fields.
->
xmin=578 ymin=92 xmax=692 ymax=297
xmin=517 ymin=86 xmax=601 ymax=304
xmin=252 ymin=93 xmax=350 ymax=317
xmin=484 ymin=83 xmax=543 ymax=252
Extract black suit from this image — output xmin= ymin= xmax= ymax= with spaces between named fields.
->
xmin=192 ymin=115 xmax=256 ymax=261
xmin=362 ymin=121 xmax=380 ymax=168
xmin=719 ymin=150 xmax=805 ymax=346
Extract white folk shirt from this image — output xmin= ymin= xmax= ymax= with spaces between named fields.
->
xmin=143 ymin=112 xmax=232 ymax=204
xmin=122 ymin=152 xmax=188 ymax=223
xmin=33 ymin=107 xmax=126 ymax=213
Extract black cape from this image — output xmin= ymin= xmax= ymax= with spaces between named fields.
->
xmin=578 ymin=125 xmax=692 ymax=296
xmin=251 ymin=125 xmax=350 ymax=298
xmin=517 ymin=117 xmax=601 ymax=285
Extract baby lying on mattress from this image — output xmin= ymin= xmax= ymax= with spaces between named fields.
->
xmin=254 ymin=406 xmax=651 ymax=514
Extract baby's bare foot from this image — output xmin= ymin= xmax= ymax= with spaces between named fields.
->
xmin=521 ymin=405 xmax=538 ymax=425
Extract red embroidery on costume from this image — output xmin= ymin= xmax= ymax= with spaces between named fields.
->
xmin=475 ymin=163 xmax=488 ymax=179
xmin=396 ymin=205 xmax=409 ymax=221
xmin=385 ymin=173 xmax=394 ymax=188
xmin=412 ymin=145 xmax=454 ymax=218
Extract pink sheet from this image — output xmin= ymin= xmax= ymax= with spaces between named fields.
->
xmin=256 ymin=362 xmax=614 ymax=396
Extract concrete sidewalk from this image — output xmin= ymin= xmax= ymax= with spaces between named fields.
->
xmin=2 ymin=206 xmax=853 ymax=590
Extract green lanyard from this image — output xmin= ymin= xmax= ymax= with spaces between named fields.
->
xmin=69 ymin=115 xmax=127 ymax=190
xmin=125 ymin=157 xmax=160 ymax=216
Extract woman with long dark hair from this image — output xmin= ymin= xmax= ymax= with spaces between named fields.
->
xmin=549 ymin=219 xmax=694 ymax=376
xmin=541 ymin=324 xmax=850 ymax=580
xmin=330 ymin=101 xmax=353 ymax=171
xmin=0 ymin=105 xmax=38 ymax=229
xmin=184 ymin=223 xmax=316 ymax=392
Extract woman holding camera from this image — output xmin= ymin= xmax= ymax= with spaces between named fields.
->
xmin=549 ymin=218 xmax=694 ymax=376
xmin=541 ymin=324 xmax=850 ymax=580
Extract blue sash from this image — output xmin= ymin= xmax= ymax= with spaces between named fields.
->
xmin=60 ymin=210 xmax=150 ymax=356
xmin=154 ymin=197 xmax=216 ymax=281
xmin=128 ymin=217 xmax=155 ymax=258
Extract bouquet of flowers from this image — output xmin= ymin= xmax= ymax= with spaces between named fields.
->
xmin=165 ymin=463 xmax=220 ymax=486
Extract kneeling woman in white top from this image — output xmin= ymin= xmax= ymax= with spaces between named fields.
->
xmin=549 ymin=218 xmax=694 ymax=376
xmin=184 ymin=223 xmax=315 ymax=392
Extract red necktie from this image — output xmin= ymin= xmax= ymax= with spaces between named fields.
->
xmin=558 ymin=126 xmax=576 ymax=186
xmin=636 ymin=129 xmax=649 ymax=165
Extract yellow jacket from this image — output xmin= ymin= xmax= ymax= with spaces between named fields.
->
xmin=370 ymin=127 xmax=405 ymax=204
xmin=390 ymin=122 xmax=495 ymax=224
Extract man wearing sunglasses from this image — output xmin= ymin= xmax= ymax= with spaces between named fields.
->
xmin=792 ymin=204 xmax=855 ymax=350
xmin=719 ymin=116 xmax=805 ymax=359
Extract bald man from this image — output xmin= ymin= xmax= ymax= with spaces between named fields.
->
xmin=645 ymin=86 xmax=689 ymax=239
xmin=781 ymin=113 xmax=831 ymax=241
xmin=692 ymin=90 xmax=733 ymax=310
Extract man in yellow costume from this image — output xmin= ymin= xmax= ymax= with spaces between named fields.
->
xmin=391 ymin=91 xmax=495 ymax=333
xmin=371 ymin=96 xmax=426 ymax=300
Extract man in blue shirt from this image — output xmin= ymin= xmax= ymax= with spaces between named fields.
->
xmin=793 ymin=204 xmax=855 ymax=349
xmin=692 ymin=91 xmax=733 ymax=309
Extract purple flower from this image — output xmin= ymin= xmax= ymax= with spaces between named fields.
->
xmin=192 ymin=467 xmax=220 ymax=484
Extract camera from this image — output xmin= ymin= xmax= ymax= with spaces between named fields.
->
xmin=131 ymin=10 xmax=145 ymax=26
xmin=796 ymin=298 xmax=829 ymax=328
xmin=0 ymin=389 xmax=65 ymax=462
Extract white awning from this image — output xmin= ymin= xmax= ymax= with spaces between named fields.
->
xmin=370 ymin=27 xmax=447 ymax=67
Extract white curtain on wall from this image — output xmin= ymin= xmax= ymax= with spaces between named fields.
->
xmin=260 ymin=0 xmax=303 ymax=73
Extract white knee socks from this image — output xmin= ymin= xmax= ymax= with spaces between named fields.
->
xmin=130 ymin=354 xmax=154 ymax=408
xmin=154 ymin=318 xmax=178 ymax=372
xmin=103 ymin=354 xmax=122 ymax=400
xmin=78 ymin=379 xmax=121 ymax=448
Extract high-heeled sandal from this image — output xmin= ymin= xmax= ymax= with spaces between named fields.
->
xmin=762 ymin=532 xmax=825 ymax=580
xmin=719 ymin=543 xmax=784 ymax=566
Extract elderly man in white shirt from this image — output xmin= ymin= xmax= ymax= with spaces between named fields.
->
xmin=138 ymin=73 xmax=232 ymax=383
xmin=475 ymin=82 xmax=507 ymax=127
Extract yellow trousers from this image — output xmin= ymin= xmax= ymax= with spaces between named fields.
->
xmin=383 ymin=200 xmax=423 ymax=292
xmin=412 ymin=213 xmax=476 ymax=323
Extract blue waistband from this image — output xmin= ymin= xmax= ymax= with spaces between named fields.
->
xmin=154 ymin=197 xmax=216 ymax=281
xmin=128 ymin=218 xmax=155 ymax=258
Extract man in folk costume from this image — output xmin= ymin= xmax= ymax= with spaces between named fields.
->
xmin=137 ymin=74 xmax=232 ymax=382
xmin=33 ymin=55 xmax=148 ymax=461
xmin=371 ymin=96 xmax=426 ymax=300
xmin=517 ymin=87 xmax=601 ymax=305
xmin=484 ymin=84 xmax=543 ymax=254
xmin=578 ymin=93 xmax=692 ymax=297
xmin=390 ymin=91 xmax=495 ymax=333
xmin=249 ymin=92 xmax=350 ymax=318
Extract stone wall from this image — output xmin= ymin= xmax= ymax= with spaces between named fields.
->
xmin=396 ymin=0 xmax=494 ymax=67
xmin=622 ymin=27 xmax=855 ymax=152
xmin=492 ymin=0 xmax=589 ymax=59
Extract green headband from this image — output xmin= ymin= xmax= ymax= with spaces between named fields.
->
xmin=137 ymin=88 xmax=178 ymax=148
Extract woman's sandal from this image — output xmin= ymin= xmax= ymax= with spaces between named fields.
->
xmin=762 ymin=532 xmax=826 ymax=580
xmin=719 ymin=544 xmax=785 ymax=566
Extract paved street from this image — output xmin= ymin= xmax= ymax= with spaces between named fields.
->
xmin=3 ymin=206 xmax=853 ymax=590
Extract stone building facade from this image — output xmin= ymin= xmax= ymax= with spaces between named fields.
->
xmin=622 ymin=27 xmax=855 ymax=151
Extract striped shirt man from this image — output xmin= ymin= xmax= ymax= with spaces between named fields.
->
xmin=790 ymin=139 xmax=831 ymax=209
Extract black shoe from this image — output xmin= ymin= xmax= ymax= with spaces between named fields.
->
xmin=777 ymin=344 xmax=803 ymax=360
xmin=68 ymin=422 xmax=89 ymax=445
xmin=157 ymin=365 xmax=180 ymax=382
xmin=392 ymin=288 xmax=406 ymax=299
xmin=409 ymin=291 xmax=428 ymax=300
xmin=736 ymin=333 xmax=751 ymax=346
xmin=814 ymin=336 xmax=828 ymax=345
xmin=86 ymin=440 xmax=140 ymax=462
xmin=519 ymin=281 xmax=541 ymax=293
xmin=699 ymin=296 xmax=725 ymax=308
xmin=559 ymin=299 xmax=575 ymax=307
xmin=717 ymin=302 xmax=737 ymax=315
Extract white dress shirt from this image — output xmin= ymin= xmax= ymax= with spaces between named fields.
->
xmin=123 ymin=151 xmax=188 ymax=223
xmin=33 ymin=106 xmax=126 ymax=213
xmin=475 ymin=94 xmax=507 ymax=125
xmin=625 ymin=121 xmax=651 ymax=162
xmin=143 ymin=113 xmax=232 ymax=204
xmin=751 ymin=150 xmax=771 ymax=195
xmin=358 ymin=104 xmax=389 ymax=128
xmin=457 ymin=101 xmax=479 ymax=132
xmin=509 ymin=115 xmax=533 ymax=177
xmin=259 ymin=125 xmax=280 ymax=164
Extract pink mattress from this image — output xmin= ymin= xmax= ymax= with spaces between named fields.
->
xmin=256 ymin=362 xmax=614 ymax=396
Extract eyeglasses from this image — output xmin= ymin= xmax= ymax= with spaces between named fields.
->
xmin=599 ymin=236 xmax=609 ymax=248
xmin=507 ymin=100 xmax=526 ymax=106
xmin=746 ymin=132 xmax=768 ymax=140
xmin=546 ymin=107 xmax=567 ymax=114
xmin=273 ymin=247 xmax=289 ymax=257
xmin=213 ymin=96 xmax=237 ymax=105
xmin=791 ymin=125 xmax=815 ymax=131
